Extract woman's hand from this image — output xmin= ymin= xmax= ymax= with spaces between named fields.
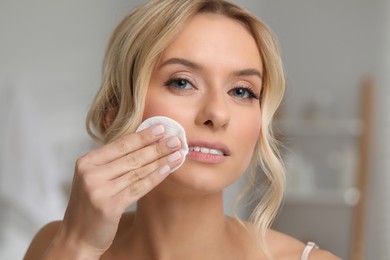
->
xmin=46 ymin=124 xmax=183 ymax=258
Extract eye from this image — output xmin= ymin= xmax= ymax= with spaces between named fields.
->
xmin=164 ymin=77 xmax=194 ymax=90
xmin=229 ymin=87 xmax=259 ymax=100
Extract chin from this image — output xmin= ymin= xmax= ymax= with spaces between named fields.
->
xmin=165 ymin=162 xmax=243 ymax=195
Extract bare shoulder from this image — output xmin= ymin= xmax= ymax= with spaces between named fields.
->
xmin=267 ymin=229 xmax=340 ymax=259
xmin=24 ymin=221 xmax=62 ymax=260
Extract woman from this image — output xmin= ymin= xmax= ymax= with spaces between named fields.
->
xmin=25 ymin=0 xmax=339 ymax=259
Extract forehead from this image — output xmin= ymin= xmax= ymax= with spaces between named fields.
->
xmin=158 ymin=13 xmax=263 ymax=72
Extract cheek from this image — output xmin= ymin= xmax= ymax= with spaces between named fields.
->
xmin=236 ymin=112 xmax=261 ymax=158
xmin=142 ymin=87 xmax=192 ymax=123
xmin=142 ymin=89 xmax=171 ymax=119
xmin=243 ymin=109 xmax=261 ymax=141
xmin=250 ymin=118 xmax=262 ymax=142
xmin=142 ymin=97 xmax=159 ymax=120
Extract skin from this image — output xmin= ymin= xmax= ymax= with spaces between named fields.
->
xmin=24 ymin=13 xmax=339 ymax=260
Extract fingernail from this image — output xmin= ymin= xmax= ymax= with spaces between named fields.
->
xmin=159 ymin=165 xmax=170 ymax=175
xmin=152 ymin=125 xmax=164 ymax=136
xmin=167 ymin=151 xmax=182 ymax=162
xmin=166 ymin=137 xmax=180 ymax=148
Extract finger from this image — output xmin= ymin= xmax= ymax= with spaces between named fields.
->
xmin=115 ymin=164 xmax=175 ymax=208
xmin=87 ymin=125 xmax=165 ymax=165
xmin=108 ymin=150 xmax=183 ymax=196
xmin=101 ymin=136 xmax=182 ymax=179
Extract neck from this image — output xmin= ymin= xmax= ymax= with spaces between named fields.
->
xmin=128 ymin=181 xmax=230 ymax=259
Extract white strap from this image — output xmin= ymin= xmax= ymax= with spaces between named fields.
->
xmin=300 ymin=242 xmax=319 ymax=260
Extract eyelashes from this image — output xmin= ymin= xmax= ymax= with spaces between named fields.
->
xmin=164 ymin=77 xmax=194 ymax=90
xmin=164 ymin=76 xmax=260 ymax=101
xmin=228 ymin=87 xmax=260 ymax=100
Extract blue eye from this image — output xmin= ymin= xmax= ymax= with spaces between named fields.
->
xmin=229 ymin=87 xmax=259 ymax=100
xmin=164 ymin=78 xmax=193 ymax=90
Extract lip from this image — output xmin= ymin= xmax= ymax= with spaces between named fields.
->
xmin=186 ymin=140 xmax=230 ymax=164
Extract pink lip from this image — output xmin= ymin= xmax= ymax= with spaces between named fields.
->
xmin=186 ymin=140 xmax=230 ymax=164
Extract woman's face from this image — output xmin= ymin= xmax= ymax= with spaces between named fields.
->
xmin=143 ymin=13 xmax=263 ymax=194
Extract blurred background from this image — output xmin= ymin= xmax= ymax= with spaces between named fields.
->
xmin=0 ymin=0 xmax=388 ymax=259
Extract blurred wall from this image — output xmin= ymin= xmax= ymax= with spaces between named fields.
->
xmin=366 ymin=0 xmax=390 ymax=259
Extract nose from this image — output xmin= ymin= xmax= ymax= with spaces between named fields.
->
xmin=195 ymin=89 xmax=230 ymax=130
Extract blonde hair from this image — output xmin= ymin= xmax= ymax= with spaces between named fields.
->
xmin=86 ymin=0 xmax=285 ymax=257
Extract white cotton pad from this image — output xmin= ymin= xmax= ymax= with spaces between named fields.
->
xmin=136 ymin=116 xmax=188 ymax=173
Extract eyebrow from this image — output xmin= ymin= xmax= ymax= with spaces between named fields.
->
xmin=160 ymin=58 xmax=202 ymax=70
xmin=160 ymin=57 xmax=263 ymax=80
xmin=231 ymin=69 xmax=262 ymax=80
